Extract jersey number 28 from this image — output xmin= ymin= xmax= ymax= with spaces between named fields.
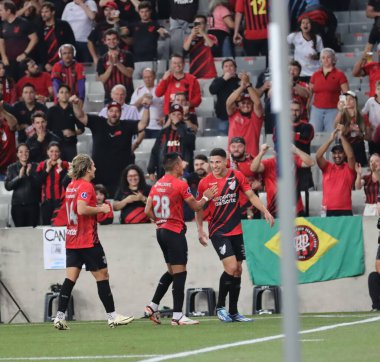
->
xmin=153 ymin=195 xmax=171 ymax=218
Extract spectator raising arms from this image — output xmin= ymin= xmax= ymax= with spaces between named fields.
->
xmin=113 ymin=164 xmax=151 ymax=224
xmin=5 ymin=143 xmax=40 ymax=227
xmin=183 ymin=14 xmax=217 ymax=79
xmin=226 ymin=72 xmax=263 ymax=157
xmin=309 ymin=48 xmax=348 ymax=132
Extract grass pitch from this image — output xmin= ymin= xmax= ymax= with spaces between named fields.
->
xmin=0 ymin=313 xmax=379 ymax=361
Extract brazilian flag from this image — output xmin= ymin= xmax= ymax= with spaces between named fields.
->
xmin=242 ymin=216 xmax=365 ymax=285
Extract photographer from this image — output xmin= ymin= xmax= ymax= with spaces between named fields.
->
xmin=183 ymin=15 xmax=217 ymax=79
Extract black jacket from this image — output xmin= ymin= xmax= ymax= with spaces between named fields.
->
xmin=5 ymin=161 xmax=40 ymax=206
xmin=26 ymin=131 xmax=61 ymax=163
xmin=147 ymin=122 xmax=195 ymax=178
xmin=209 ymin=75 xmax=240 ymax=120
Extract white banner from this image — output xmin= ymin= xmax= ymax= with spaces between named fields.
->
xmin=43 ymin=227 xmax=66 ymax=270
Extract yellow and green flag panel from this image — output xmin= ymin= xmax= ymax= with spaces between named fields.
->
xmin=242 ymin=216 xmax=365 ymax=285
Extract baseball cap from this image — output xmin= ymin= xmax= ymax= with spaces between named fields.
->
xmin=331 ymin=144 xmax=344 ymax=153
xmin=239 ymin=93 xmax=252 ymax=102
xmin=107 ymin=101 xmax=121 ymax=111
xmin=169 ymin=103 xmax=183 ymax=114
xmin=104 ymin=1 xmax=118 ymax=9
xmin=230 ymin=136 xmax=246 ymax=145
xmin=343 ymin=90 xmax=357 ymax=98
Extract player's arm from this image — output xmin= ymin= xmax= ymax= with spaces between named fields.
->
xmin=77 ymin=200 xmax=110 ymax=216
xmin=244 ymin=189 xmax=274 ymax=227
xmin=185 ymin=185 xmax=217 ymax=212
xmin=144 ymin=196 xmax=155 ymax=220
xmin=195 ymin=208 xmax=208 ymax=247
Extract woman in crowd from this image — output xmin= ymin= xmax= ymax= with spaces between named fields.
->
xmin=36 ymin=141 xmax=68 ymax=225
xmin=355 ymin=153 xmax=380 ymax=216
xmin=208 ymin=0 xmax=235 ymax=57
xmin=4 ymin=143 xmax=40 ymax=227
xmin=95 ymin=184 xmax=114 ymax=225
xmin=335 ymin=90 xmax=368 ymax=166
xmin=309 ymin=48 xmax=348 ymax=132
xmin=287 ymin=16 xmax=324 ymax=83
xmin=113 ymin=164 xmax=151 ymax=224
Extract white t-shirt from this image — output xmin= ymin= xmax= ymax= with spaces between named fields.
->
xmin=130 ymin=85 xmax=164 ymax=130
xmin=362 ymin=96 xmax=380 ymax=129
xmin=287 ymin=31 xmax=323 ymax=77
xmin=98 ymin=104 xmax=140 ymax=121
xmin=62 ymin=0 xmax=98 ymax=42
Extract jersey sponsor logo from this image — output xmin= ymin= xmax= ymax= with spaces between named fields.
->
xmin=219 ymin=244 xmax=226 ymax=255
xmin=167 ymin=140 xmax=180 ymax=147
xmin=214 ymin=193 xmax=237 ymax=206
xmin=66 ymin=228 xmax=77 ymax=236
xmin=109 ymin=130 xmax=122 ymax=138
xmin=81 ymin=192 xmax=88 ymax=199
xmin=102 ymin=255 xmax=107 ymax=265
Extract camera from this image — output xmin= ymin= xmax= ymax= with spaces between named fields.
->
xmin=193 ymin=21 xmax=201 ymax=27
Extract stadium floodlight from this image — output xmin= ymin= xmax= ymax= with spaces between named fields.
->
xmin=269 ymin=1 xmax=300 ymax=362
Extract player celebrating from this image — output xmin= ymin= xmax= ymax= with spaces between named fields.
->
xmin=53 ymin=154 xmax=133 ymax=330
xmin=196 ymin=148 xmax=274 ymax=322
xmin=144 ymin=152 xmax=217 ymax=326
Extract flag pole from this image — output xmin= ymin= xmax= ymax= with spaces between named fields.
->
xmin=269 ymin=2 xmax=300 ymax=362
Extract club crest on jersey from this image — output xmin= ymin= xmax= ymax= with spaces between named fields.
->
xmin=219 ymin=244 xmax=226 ymax=255
xmin=228 ymin=179 xmax=236 ymax=191
xmin=81 ymin=192 xmax=88 ymax=199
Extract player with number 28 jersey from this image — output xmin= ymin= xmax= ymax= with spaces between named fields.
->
xmin=148 ymin=174 xmax=192 ymax=233
xmin=65 ymin=178 xmax=100 ymax=249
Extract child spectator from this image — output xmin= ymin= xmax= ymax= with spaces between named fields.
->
xmin=95 ymin=184 xmax=114 ymax=225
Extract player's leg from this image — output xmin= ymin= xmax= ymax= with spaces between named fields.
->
xmin=169 ymin=231 xmax=198 ymax=325
xmin=368 ymin=256 xmax=380 ymax=311
xmin=228 ymin=235 xmax=252 ymax=322
xmin=54 ymin=266 xmax=81 ymax=330
xmin=88 ymin=246 xmax=134 ymax=328
xmin=53 ymin=247 xmax=83 ymax=330
xmin=145 ymin=263 xmax=173 ymax=324
xmin=145 ymin=229 xmax=174 ymax=324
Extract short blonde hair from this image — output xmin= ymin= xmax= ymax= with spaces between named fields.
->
xmin=68 ymin=154 xmax=93 ymax=180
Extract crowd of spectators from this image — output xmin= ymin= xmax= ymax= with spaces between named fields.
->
xmin=0 ymin=0 xmax=379 ymax=229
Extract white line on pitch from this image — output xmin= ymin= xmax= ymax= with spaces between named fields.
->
xmin=139 ymin=316 xmax=380 ymax=362
xmin=0 ymin=355 xmax=162 ymax=361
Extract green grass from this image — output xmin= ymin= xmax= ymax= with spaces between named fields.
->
xmin=0 ymin=313 xmax=379 ymax=361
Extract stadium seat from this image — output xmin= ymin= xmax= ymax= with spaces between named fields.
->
xmin=252 ymin=285 xmax=281 ymax=314
xmin=44 ymin=291 xmax=74 ymax=322
xmin=196 ymin=96 xmax=215 ymax=118
xmin=86 ymin=81 xmax=105 ymax=103
xmin=349 ymin=22 xmax=372 ymax=33
xmin=235 ymin=56 xmax=267 ymax=76
xmin=198 ymin=79 xmax=214 ymax=97
xmin=349 ymin=10 xmax=371 ymax=22
xmin=185 ymin=288 xmax=216 ymax=316
xmin=335 ymin=52 xmax=360 ymax=71
xmin=341 ymin=32 xmax=368 ymax=46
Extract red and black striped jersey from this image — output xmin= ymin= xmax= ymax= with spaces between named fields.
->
xmin=197 ymin=169 xmax=251 ymax=237
xmin=363 ymin=174 xmax=379 ymax=204
xmin=235 ymin=0 xmax=269 ymax=40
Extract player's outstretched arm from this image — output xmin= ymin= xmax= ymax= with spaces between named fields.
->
xmin=77 ymin=200 xmax=110 ymax=216
xmin=195 ymin=209 xmax=208 ymax=247
xmin=245 ymin=189 xmax=275 ymax=227
xmin=185 ymin=185 xmax=217 ymax=212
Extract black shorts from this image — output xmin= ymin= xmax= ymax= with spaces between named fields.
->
xmin=210 ymin=234 xmax=246 ymax=261
xmin=66 ymin=243 xmax=107 ymax=271
xmin=376 ymin=245 xmax=380 ymax=261
xmin=157 ymin=228 xmax=188 ymax=265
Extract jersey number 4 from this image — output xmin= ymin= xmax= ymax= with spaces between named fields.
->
xmin=153 ymin=195 xmax=171 ymax=218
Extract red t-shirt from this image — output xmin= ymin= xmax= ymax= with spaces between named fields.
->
xmin=235 ymin=0 xmax=268 ymax=40
xmin=228 ymin=110 xmax=263 ymax=157
xmin=97 ymin=200 xmax=114 ymax=224
xmin=310 ymin=67 xmax=348 ymax=109
xmin=321 ymin=161 xmax=356 ymax=210
xmin=197 ymin=169 xmax=251 ymax=237
xmin=363 ymin=62 xmax=380 ymax=97
xmin=149 ymin=174 xmax=192 ymax=233
xmin=65 ymin=179 xmax=100 ymax=249
xmin=262 ymin=156 xmax=303 ymax=216
xmin=16 ymin=72 xmax=52 ymax=98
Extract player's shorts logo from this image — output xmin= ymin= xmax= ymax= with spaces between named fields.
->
xmin=219 ymin=244 xmax=226 ymax=255
xmin=81 ymin=192 xmax=88 ymax=199
xmin=294 ymin=225 xmax=319 ymax=261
